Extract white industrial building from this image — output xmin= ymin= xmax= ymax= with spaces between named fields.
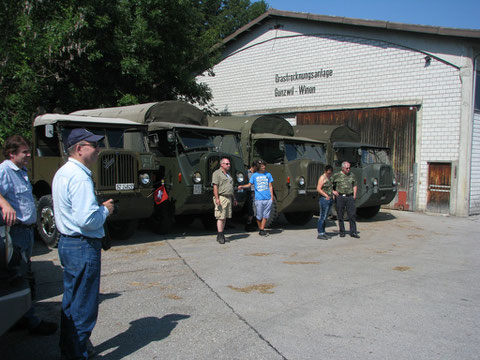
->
xmin=197 ymin=9 xmax=480 ymax=216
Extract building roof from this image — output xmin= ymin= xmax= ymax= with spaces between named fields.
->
xmin=219 ymin=8 xmax=480 ymax=49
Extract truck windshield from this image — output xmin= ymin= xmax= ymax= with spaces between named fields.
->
xmin=61 ymin=127 xmax=147 ymax=152
xmin=285 ymin=142 xmax=326 ymax=162
xmin=361 ymin=148 xmax=391 ymax=165
xmin=178 ymin=130 xmax=243 ymax=156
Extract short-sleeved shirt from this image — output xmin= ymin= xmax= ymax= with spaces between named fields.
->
xmin=0 ymin=160 xmax=36 ymax=225
xmin=332 ymin=171 xmax=357 ymax=194
xmin=250 ymin=172 xmax=274 ymax=200
xmin=212 ymin=168 xmax=234 ymax=197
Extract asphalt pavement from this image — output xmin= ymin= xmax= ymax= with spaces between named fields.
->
xmin=1 ymin=210 xmax=479 ymax=359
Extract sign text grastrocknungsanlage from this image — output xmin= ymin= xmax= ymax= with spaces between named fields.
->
xmin=274 ymin=69 xmax=333 ymax=97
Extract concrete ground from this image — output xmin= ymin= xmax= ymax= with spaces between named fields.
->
xmin=1 ymin=210 xmax=479 ymax=360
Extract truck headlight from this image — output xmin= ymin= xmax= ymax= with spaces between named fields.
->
xmin=298 ymin=176 xmax=305 ymax=186
xmin=139 ymin=173 xmax=151 ymax=185
xmin=192 ymin=172 xmax=202 ymax=184
xmin=372 ymin=178 xmax=378 ymax=186
xmin=236 ymin=172 xmax=245 ymax=183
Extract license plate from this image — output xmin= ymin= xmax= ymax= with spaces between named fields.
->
xmin=298 ymin=189 xmax=306 ymax=194
xmin=193 ymin=184 xmax=202 ymax=195
xmin=116 ymin=183 xmax=134 ymax=191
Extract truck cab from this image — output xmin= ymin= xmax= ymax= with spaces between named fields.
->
xmin=209 ymin=115 xmax=326 ymax=226
xmin=72 ymin=101 xmax=247 ymax=232
xmin=295 ymin=125 xmax=397 ymax=218
xmin=31 ymin=114 xmax=157 ymax=246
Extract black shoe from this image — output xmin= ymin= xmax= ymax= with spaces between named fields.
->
xmin=317 ymin=234 xmax=328 ymax=240
xmin=217 ymin=233 xmax=225 ymax=244
xmin=350 ymin=233 xmax=360 ymax=238
xmin=339 ymin=233 xmax=346 ymax=238
xmin=29 ymin=320 xmax=58 ymax=335
xmin=259 ymin=230 xmax=269 ymax=237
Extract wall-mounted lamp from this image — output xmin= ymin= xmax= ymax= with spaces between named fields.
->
xmin=424 ymin=55 xmax=431 ymax=67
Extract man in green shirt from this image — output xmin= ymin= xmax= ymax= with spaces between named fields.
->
xmin=212 ymin=157 xmax=237 ymax=244
xmin=332 ymin=161 xmax=360 ymax=238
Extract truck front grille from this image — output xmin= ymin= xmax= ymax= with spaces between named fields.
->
xmin=307 ymin=162 xmax=324 ymax=188
xmin=98 ymin=153 xmax=137 ymax=189
xmin=206 ymin=156 xmax=221 ymax=186
xmin=379 ymin=165 xmax=392 ymax=187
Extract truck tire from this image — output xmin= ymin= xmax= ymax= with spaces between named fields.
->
xmin=284 ymin=211 xmax=314 ymax=226
xmin=175 ymin=215 xmax=195 ymax=226
xmin=36 ymin=195 xmax=60 ymax=248
xmin=108 ymin=220 xmax=138 ymax=240
xmin=201 ymin=214 xmax=217 ymax=231
xmin=357 ymin=205 xmax=381 ymax=219
xmin=265 ymin=198 xmax=279 ymax=228
xmin=149 ymin=202 xmax=174 ymax=234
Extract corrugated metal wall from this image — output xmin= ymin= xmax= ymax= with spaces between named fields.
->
xmin=296 ymin=106 xmax=417 ymax=210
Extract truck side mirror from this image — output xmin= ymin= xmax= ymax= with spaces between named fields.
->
xmin=150 ymin=134 xmax=159 ymax=145
xmin=358 ymin=148 xmax=362 ymax=156
xmin=167 ymin=131 xmax=175 ymax=143
xmin=45 ymin=124 xmax=54 ymax=138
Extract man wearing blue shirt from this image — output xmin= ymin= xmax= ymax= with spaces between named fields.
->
xmin=0 ymin=134 xmax=58 ymax=335
xmin=52 ymin=128 xmax=114 ymax=359
xmin=239 ymin=159 xmax=274 ymax=236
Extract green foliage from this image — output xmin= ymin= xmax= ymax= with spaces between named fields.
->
xmin=0 ymin=0 xmax=268 ymax=141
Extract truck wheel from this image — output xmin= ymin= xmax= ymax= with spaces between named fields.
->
xmin=284 ymin=211 xmax=314 ymax=226
xmin=201 ymin=214 xmax=217 ymax=231
xmin=175 ymin=215 xmax=195 ymax=226
xmin=149 ymin=202 xmax=174 ymax=234
xmin=357 ymin=205 xmax=381 ymax=219
xmin=108 ymin=220 xmax=138 ymax=240
xmin=36 ymin=195 xmax=60 ymax=248
xmin=265 ymin=198 xmax=279 ymax=228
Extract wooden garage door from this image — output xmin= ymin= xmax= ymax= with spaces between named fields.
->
xmin=427 ymin=163 xmax=451 ymax=213
xmin=297 ymin=106 xmax=417 ymax=210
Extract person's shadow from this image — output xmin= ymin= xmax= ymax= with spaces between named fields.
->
xmin=95 ymin=314 xmax=190 ymax=359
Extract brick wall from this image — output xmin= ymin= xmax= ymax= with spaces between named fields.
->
xmin=471 ymin=112 xmax=480 ymax=215
xmin=198 ymin=28 xmax=463 ymax=211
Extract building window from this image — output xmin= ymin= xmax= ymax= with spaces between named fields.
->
xmin=475 ymin=69 xmax=480 ymax=112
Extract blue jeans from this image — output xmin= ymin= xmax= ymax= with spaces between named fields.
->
xmin=9 ymin=226 xmax=40 ymax=328
xmin=317 ymin=197 xmax=333 ymax=235
xmin=59 ymin=235 xmax=102 ymax=359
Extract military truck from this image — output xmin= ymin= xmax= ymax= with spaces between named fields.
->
xmin=208 ymin=115 xmax=326 ymax=226
xmin=31 ymin=114 xmax=157 ymax=246
xmin=72 ymin=101 xmax=247 ymax=232
xmin=294 ymin=125 xmax=397 ymax=218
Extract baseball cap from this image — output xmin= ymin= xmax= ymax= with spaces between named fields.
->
xmin=66 ymin=128 xmax=104 ymax=148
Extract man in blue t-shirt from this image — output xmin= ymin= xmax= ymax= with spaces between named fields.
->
xmin=238 ymin=159 xmax=274 ymax=236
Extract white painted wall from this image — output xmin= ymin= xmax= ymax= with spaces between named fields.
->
xmin=197 ymin=19 xmax=475 ymax=214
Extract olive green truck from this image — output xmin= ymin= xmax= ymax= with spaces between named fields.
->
xmin=31 ymin=114 xmax=157 ymax=246
xmin=72 ymin=101 xmax=247 ymax=232
xmin=208 ymin=115 xmax=326 ymax=226
xmin=294 ymin=125 xmax=397 ymax=218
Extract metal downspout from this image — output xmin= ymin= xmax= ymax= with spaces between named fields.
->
xmin=468 ymin=53 xmax=480 ymax=215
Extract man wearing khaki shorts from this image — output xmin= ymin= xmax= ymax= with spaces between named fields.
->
xmin=212 ymin=157 xmax=237 ymax=244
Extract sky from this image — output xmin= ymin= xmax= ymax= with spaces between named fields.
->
xmin=266 ymin=0 xmax=480 ymax=30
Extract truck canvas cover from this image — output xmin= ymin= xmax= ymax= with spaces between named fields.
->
xmin=294 ymin=125 xmax=361 ymax=144
xmin=72 ymin=101 xmax=207 ymax=126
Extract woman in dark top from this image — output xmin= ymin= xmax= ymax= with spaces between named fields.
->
xmin=316 ymin=165 xmax=334 ymax=240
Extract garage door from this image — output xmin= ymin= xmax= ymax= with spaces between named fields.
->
xmin=296 ymin=106 xmax=417 ymax=210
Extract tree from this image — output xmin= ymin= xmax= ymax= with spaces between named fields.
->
xmin=0 ymin=0 xmax=268 ymax=140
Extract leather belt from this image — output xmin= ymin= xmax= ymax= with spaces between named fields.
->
xmin=339 ymin=193 xmax=353 ymax=197
xmin=60 ymin=233 xmax=102 ymax=241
